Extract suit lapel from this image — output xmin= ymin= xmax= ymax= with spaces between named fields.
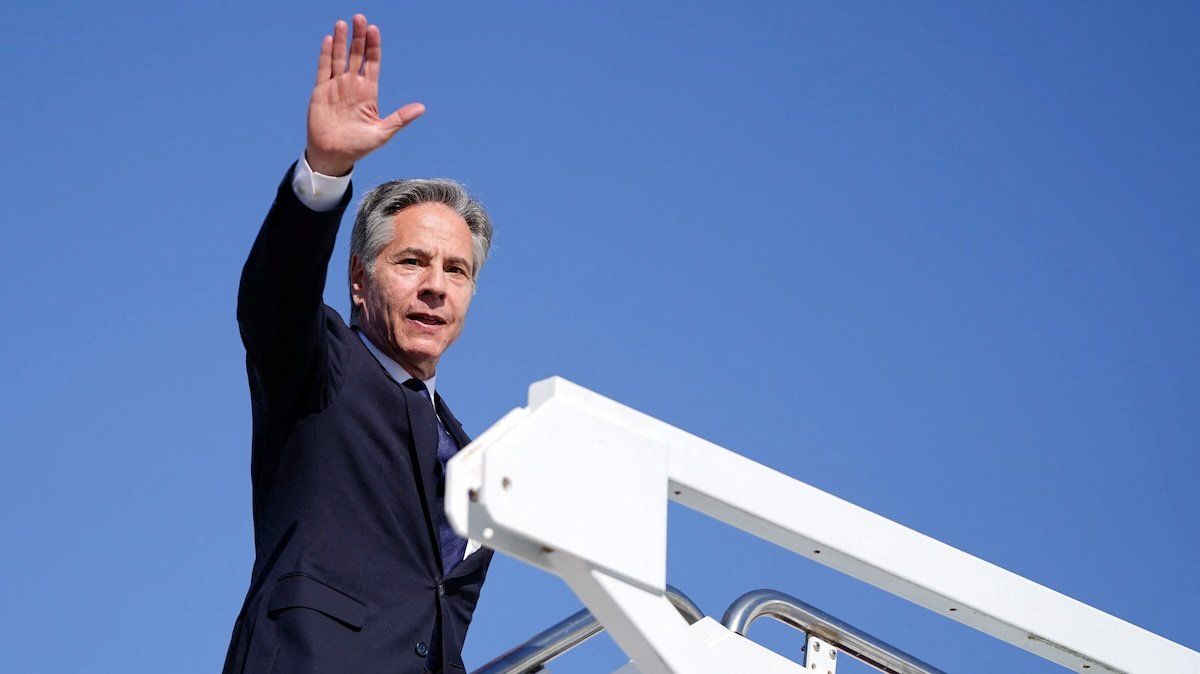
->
xmin=401 ymin=382 xmax=442 ymax=566
xmin=353 ymin=327 xmax=457 ymax=573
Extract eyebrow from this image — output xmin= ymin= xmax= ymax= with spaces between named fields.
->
xmin=446 ymin=255 xmax=474 ymax=274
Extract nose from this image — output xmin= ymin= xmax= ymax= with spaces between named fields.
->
xmin=419 ymin=263 xmax=447 ymax=300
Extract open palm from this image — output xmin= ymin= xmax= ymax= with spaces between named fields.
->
xmin=305 ymin=14 xmax=425 ymax=177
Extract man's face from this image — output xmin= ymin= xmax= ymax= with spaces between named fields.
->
xmin=351 ymin=202 xmax=476 ymax=380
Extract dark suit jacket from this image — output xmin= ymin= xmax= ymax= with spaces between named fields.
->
xmin=222 ymin=165 xmax=493 ymax=674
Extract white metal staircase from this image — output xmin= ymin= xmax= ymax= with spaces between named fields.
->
xmin=448 ymin=377 xmax=1199 ymax=673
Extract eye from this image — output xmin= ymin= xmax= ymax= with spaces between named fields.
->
xmin=447 ymin=265 xmax=466 ymax=275
xmin=399 ymin=258 xmax=421 ymax=267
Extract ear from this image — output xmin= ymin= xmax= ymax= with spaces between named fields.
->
xmin=349 ymin=253 xmax=369 ymax=315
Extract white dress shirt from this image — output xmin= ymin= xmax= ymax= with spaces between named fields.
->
xmin=292 ymin=154 xmax=353 ymax=212
xmin=356 ymin=330 xmax=438 ymax=401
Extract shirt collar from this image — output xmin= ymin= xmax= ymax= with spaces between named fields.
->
xmin=355 ymin=329 xmax=437 ymax=400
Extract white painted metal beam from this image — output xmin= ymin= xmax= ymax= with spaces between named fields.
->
xmin=447 ymin=377 xmax=1199 ymax=673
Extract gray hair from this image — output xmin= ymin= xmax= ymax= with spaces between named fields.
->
xmin=349 ymin=178 xmax=493 ymax=324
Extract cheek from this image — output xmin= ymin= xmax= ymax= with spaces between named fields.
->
xmin=368 ymin=274 xmax=411 ymax=312
xmin=452 ymin=290 xmax=474 ymax=322
xmin=365 ymin=284 xmax=388 ymax=313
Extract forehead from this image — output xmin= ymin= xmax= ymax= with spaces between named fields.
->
xmin=386 ymin=202 xmax=473 ymax=252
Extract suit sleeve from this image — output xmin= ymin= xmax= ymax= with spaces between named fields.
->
xmin=237 ymin=162 xmax=354 ymax=416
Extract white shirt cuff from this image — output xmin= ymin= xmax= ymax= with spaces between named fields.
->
xmin=292 ymin=154 xmax=352 ymax=212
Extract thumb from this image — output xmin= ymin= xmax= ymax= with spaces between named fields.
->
xmin=383 ymin=102 xmax=426 ymax=131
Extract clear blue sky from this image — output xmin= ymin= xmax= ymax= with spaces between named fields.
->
xmin=1 ymin=2 xmax=1196 ymax=672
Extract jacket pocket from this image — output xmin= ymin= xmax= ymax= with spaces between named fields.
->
xmin=268 ymin=573 xmax=367 ymax=630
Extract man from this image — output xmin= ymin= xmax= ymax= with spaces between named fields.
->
xmin=223 ymin=14 xmax=494 ymax=674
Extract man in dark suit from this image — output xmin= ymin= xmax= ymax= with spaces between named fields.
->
xmin=222 ymin=13 xmax=494 ymax=673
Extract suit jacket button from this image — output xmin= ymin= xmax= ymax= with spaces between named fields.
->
xmin=438 ymin=583 xmax=446 ymax=598
xmin=415 ymin=641 xmax=429 ymax=657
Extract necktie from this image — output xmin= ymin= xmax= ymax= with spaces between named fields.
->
xmin=412 ymin=382 xmax=469 ymax=575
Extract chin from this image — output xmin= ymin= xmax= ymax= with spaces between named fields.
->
xmin=397 ymin=343 xmax=445 ymax=366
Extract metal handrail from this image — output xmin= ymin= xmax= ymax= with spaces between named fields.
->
xmin=473 ymin=585 xmax=705 ymax=674
xmin=721 ymin=589 xmax=946 ymax=674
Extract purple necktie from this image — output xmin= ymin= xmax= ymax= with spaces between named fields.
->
xmin=415 ymin=383 xmax=469 ymax=575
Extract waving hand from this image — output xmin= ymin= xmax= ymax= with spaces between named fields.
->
xmin=305 ymin=14 xmax=426 ymax=177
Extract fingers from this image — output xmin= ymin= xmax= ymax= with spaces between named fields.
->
xmin=348 ymin=14 xmax=367 ymax=75
xmin=320 ymin=15 xmax=371 ymax=81
xmin=315 ymin=35 xmax=333 ymax=85
xmin=364 ymin=24 xmax=381 ymax=82
xmin=331 ymin=19 xmax=348 ymax=75
xmin=383 ymin=102 xmax=426 ymax=132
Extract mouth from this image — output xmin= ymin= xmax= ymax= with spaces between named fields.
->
xmin=406 ymin=312 xmax=447 ymax=327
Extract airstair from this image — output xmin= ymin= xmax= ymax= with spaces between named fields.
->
xmin=447 ymin=378 xmax=1199 ymax=673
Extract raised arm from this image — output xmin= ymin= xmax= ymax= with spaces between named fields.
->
xmin=305 ymin=14 xmax=425 ymax=177
xmin=238 ymin=14 xmax=422 ymax=416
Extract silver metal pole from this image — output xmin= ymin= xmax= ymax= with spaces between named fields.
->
xmin=721 ymin=589 xmax=946 ymax=674
xmin=473 ymin=586 xmax=704 ymax=674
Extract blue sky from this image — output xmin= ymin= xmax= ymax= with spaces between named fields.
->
xmin=1 ymin=2 xmax=1196 ymax=672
